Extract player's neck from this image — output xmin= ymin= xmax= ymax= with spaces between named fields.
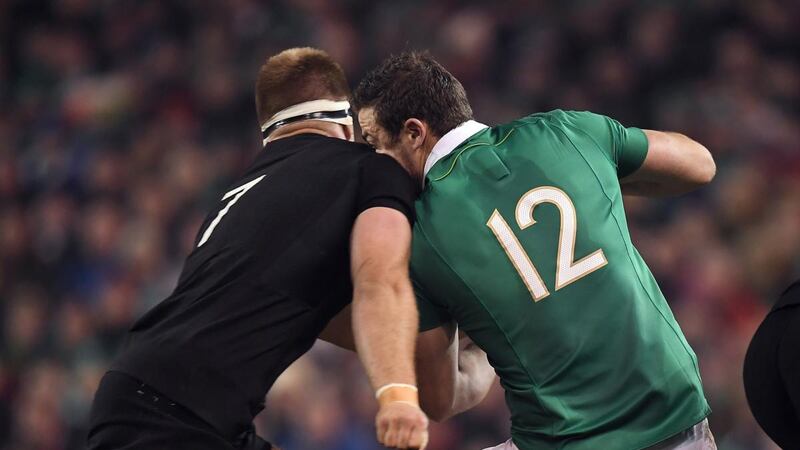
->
xmin=267 ymin=121 xmax=351 ymax=143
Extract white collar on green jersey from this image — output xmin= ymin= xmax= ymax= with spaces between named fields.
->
xmin=424 ymin=120 xmax=489 ymax=179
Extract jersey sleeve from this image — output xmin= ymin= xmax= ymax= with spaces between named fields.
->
xmin=563 ymin=111 xmax=649 ymax=178
xmin=356 ymin=153 xmax=417 ymax=223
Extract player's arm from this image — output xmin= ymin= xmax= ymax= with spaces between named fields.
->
xmin=620 ymin=130 xmax=716 ymax=197
xmin=350 ymin=206 xmax=428 ymax=449
xmin=415 ymin=322 xmax=495 ymax=422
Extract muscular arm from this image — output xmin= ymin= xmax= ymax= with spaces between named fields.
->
xmin=349 ymin=207 xmax=429 ymax=449
xmin=621 ymin=130 xmax=716 ymax=197
xmin=415 ymin=322 xmax=495 ymax=422
xmin=350 ymin=207 xmax=418 ymax=393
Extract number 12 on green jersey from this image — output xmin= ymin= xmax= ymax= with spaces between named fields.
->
xmin=487 ymin=186 xmax=608 ymax=302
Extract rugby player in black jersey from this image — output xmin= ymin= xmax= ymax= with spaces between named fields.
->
xmin=87 ymin=48 xmax=428 ymax=450
xmin=744 ymin=280 xmax=800 ymax=449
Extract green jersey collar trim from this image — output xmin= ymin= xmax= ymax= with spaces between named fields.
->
xmin=423 ymin=120 xmax=488 ymax=179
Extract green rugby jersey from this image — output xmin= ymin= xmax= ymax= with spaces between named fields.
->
xmin=411 ymin=110 xmax=710 ymax=450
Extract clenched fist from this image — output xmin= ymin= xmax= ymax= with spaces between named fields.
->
xmin=376 ymin=400 xmax=429 ymax=449
xmin=374 ymin=384 xmax=429 ymax=449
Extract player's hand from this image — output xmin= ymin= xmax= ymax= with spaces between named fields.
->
xmin=376 ymin=401 xmax=429 ymax=449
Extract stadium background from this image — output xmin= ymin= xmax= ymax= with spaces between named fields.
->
xmin=1 ymin=0 xmax=798 ymax=449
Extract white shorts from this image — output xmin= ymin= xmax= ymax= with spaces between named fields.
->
xmin=482 ymin=419 xmax=716 ymax=450
xmin=482 ymin=439 xmax=517 ymax=450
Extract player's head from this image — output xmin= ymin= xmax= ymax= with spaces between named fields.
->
xmin=256 ymin=47 xmax=354 ymax=144
xmin=353 ymin=51 xmax=473 ymax=181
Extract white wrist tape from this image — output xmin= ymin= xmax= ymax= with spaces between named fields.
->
xmin=375 ymin=383 xmax=418 ymax=400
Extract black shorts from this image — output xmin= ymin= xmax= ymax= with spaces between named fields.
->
xmin=87 ymin=371 xmax=272 ymax=450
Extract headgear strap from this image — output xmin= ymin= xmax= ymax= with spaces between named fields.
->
xmin=261 ymin=99 xmax=353 ymax=145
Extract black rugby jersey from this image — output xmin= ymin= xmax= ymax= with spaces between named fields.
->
xmin=744 ymin=280 xmax=800 ymax=449
xmin=111 ymin=134 xmax=416 ymax=438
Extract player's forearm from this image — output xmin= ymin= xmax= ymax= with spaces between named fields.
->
xmin=421 ymin=336 xmax=494 ymax=422
xmin=352 ymin=279 xmax=419 ymax=391
xmin=450 ymin=341 xmax=495 ymax=418
xmin=622 ymin=131 xmax=715 ymax=197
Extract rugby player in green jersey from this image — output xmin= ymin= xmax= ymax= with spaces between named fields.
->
xmin=352 ymin=52 xmax=717 ymax=450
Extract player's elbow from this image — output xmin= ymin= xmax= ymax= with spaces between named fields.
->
xmin=670 ymin=133 xmax=716 ymax=189
xmin=687 ymin=144 xmax=716 ymax=188
xmin=693 ymin=144 xmax=716 ymax=186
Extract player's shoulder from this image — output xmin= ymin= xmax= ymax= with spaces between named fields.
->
xmin=356 ymin=149 xmax=405 ymax=175
xmin=298 ymin=136 xmax=409 ymax=184
xmin=494 ymin=110 xmax=616 ymax=145
xmin=309 ymin=134 xmax=377 ymax=157
xmin=351 ymin=144 xmax=415 ymax=196
xmin=506 ymin=109 xmax=603 ymax=129
xmin=264 ymin=134 xmax=376 ymax=161
xmin=300 ymin=135 xmax=396 ymax=172
xmin=320 ymin=137 xmax=402 ymax=169
xmin=774 ymin=280 xmax=800 ymax=311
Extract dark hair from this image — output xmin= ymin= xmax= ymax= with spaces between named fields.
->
xmin=255 ymin=47 xmax=351 ymax=125
xmin=353 ymin=51 xmax=473 ymax=141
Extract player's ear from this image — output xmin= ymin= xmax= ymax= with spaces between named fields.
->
xmin=403 ymin=118 xmax=427 ymax=150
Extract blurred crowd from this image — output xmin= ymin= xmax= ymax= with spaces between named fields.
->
xmin=1 ymin=0 xmax=799 ymax=449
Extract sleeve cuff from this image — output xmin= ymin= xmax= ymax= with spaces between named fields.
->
xmin=357 ymin=198 xmax=415 ymax=224
xmin=618 ymin=127 xmax=649 ymax=178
